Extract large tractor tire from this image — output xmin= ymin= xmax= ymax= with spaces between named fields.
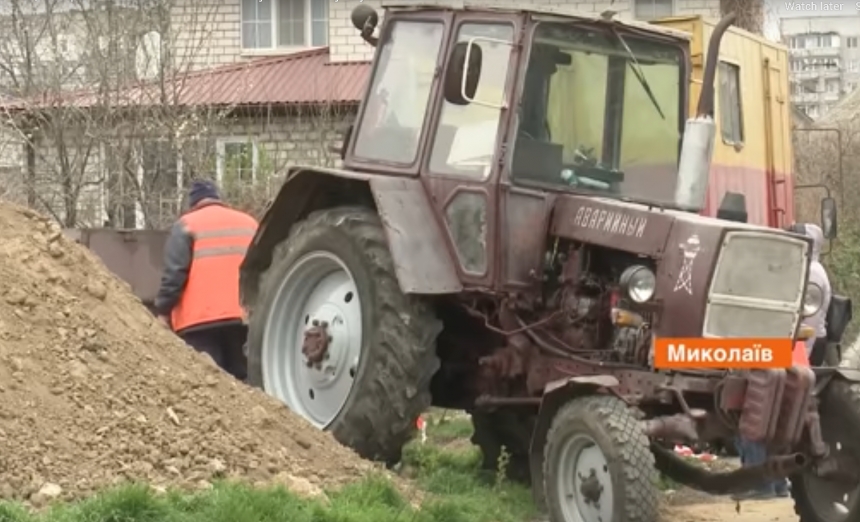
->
xmin=790 ymin=378 xmax=860 ymax=522
xmin=246 ymin=206 xmax=442 ymax=464
xmin=471 ymin=409 xmax=534 ymax=484
xmin=543 ymin=396 xmax=659 ymax=522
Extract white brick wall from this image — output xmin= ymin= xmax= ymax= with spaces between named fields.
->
xmin=329 ymin=0 xmax=383 ymax=63
xmin=171 ymin=0 xmax=723 ymax=68
xmin=328 ymin=0 xmax=723 ymax=62
xmin=24 ymin=111 xmax=354 ymax=227
xmin=0 ymin=125 xmax=25 ymax=206
xmin=170 ymin=0 xmax=243 ymax=71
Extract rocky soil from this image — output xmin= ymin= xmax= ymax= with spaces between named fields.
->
xmin=0 ymin=204 xmax=378 ymax=505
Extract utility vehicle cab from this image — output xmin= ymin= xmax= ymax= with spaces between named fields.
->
xmin=342 ymin=5 xmax=700 ymax=288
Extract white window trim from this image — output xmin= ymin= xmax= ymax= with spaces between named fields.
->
xmin=718 ymin=61 xmax=744 ymax=146
xmin=240 ymin=0 xmax=328 ymax=55
xmin=135 ymin=139 xmax=185 ymax=229
xmin=216 ymin=138 xmax=259 ymax=186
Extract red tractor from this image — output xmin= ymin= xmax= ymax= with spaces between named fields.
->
xmin=232 ymin=4 xmax=859 ymax=522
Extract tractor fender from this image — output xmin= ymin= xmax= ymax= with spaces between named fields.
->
xmin=240 ymin=166 xmax=461 ymax=308
xmin=528 ymin=375 xmax=620 ymax=510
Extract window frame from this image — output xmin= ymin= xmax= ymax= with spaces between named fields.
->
xmin=717 ymin=60 xmax=744 ymax=148
xmin=216 ymin=137 xmax=259 ymax=186
xmin=344 ymin=12 xmax=452 ymax=175
xmin=632 ymin=0 xmax=674 ymax=21
xmin=425 ymin=20 xmax=516 ymax=181
xmin=240 ymin=0 xmax=329 ymax=53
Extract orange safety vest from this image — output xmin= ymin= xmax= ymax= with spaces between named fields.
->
xmin=170 ymin=202 xmax=258 ymax=332
xmin=792 ymin=341 xmax=810 ymax=367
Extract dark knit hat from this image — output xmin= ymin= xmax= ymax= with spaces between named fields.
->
xmin=188 ymin=179 xmax=220 ymax=208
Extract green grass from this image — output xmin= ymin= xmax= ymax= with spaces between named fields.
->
xmin=0 ymin=413 xmax=537 ymax=522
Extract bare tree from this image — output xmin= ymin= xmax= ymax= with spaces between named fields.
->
xmin=793 ymin=113 xmax=860 ymax=342
xmin=0 ymin=0 xmax=362 ymax=229
xmin=0 ymin=0 xmax=231 ymax=228
xmin=720 ymin=0 xmax=766 ymax=35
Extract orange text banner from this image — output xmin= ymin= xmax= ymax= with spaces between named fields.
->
xmin=653 ymin=338 xmax=794 ymax=369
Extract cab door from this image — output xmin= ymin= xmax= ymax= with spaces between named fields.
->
xmin=419 ymin=13 xmax=521 ymax=289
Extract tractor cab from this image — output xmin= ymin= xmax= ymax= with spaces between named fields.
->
xmin=341 ymin=2 xmax=718 ymax=290
xmin=344 ymin=4 xmax=695 ymax=201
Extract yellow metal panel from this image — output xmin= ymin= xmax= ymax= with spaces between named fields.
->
xmin=652 ymin=16 xmax=792 ymax=175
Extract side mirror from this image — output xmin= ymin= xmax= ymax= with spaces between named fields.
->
xmin=443 ymin=37 xmax=513 ymax=108
xmin=443 ymin=41 xmax=483 ymax=106
xmin=351 ymin=5 xmax=379 ymax=46
xmin=821 ymin=197 xmax=837 ymax=239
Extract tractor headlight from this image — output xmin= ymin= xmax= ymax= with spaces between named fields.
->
xmin=803 ymin=282 xmax=824 ymax=317
xmin=619 ymin=265 xmax=656 ymax=304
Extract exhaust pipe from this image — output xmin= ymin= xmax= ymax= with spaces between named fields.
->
xmin=674 ymin=13 xmax=737 ymax=212
xmin=697 ymin=13 xmax=737 ymax=118
xmin=653 ymin=443 xmax=807 ymax=494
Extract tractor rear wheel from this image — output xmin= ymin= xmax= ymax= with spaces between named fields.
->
xmin=246 ymin=206 xmax=442 ymax=464
xmin=543 ymin=396 xmax=658 ymax=522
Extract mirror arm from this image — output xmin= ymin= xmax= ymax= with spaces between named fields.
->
xmin=361 ymin=31 xmax=379 ymax=47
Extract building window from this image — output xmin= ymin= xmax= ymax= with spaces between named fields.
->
xmin=217 ymin=139 xmax=258 ymax=185
xmin=848 ymin=37 xmax=858 ymax=48
xmin=633 ymin=0 xmax=673 ymax=20
xmin=718 ymin=61 xmax=744 ymax=146
xmin=241 ymin=0 xmax=328 ymax=50
xmin=849 ymin=60 xmax=860 ymax=72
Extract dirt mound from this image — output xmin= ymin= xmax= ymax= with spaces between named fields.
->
xmin=0 ymin=204 xmax=378 ymax=504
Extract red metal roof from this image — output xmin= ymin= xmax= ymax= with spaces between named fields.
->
xmin=3 ymin=47 xmax=372 ymax=110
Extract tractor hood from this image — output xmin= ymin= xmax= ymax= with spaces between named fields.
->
xmin=551 ymin=194 xmax=813 ymax=338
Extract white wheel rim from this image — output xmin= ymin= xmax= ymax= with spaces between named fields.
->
xmin=557 ymin=433 xmax=615 ymax=522
xmin=261 ymin=251 xmax=363 ymax=428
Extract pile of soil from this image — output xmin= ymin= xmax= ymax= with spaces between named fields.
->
xmin=0 ymin=204 xmax=378 ymax=504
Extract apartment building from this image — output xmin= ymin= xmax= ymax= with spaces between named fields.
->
xmin=780 ymin=14 xmax=860 ymax=119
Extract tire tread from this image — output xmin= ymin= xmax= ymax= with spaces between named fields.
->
xmin=543 ymin=395 xmax=658 ymax=522
xmin=247 ymin=206 xmax=442 ymax=463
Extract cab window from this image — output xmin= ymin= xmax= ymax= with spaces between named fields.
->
xmin=428 ymin=23 xmax=514 ymax=179
xmin=353 ymin=20 xmax=445 ymax=165
xmin=718 ymin=61 xmax=744 ymax=145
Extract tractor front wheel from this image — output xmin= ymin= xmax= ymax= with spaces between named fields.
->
xmin=543 ymin=396 xmax=658 ymax=522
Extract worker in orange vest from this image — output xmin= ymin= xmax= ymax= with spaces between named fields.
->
xmin=732 ymin=340 xmax=810 ymax=501
xmin=154 ymin=179 xmax=259 ymax=381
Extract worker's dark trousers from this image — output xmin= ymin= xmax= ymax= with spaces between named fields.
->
xmin=180 ymin=323 xmax=248 ymax=381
